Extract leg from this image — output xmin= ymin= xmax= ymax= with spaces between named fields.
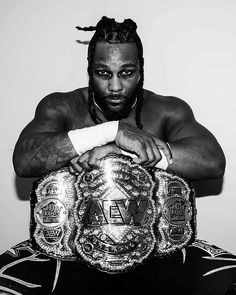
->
xmin=0 ymin=240 xmax=60 ymax=295
xmin=3 ymin=239 xmax=234 ymax=295
xmin=182 ymin=240 xmax=236 ymax=295
xmin=51 ymin=239 xmax=235 ymax=295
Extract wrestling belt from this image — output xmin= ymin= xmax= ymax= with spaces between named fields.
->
xmin=30 ymin=154 xmax=197 ymax=273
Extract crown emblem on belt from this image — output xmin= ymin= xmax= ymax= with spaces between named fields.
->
xmin=41 ymin=201 xmax=63 ymax=224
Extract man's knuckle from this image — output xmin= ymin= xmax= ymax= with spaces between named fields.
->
xmin=90 ymin=147 xmax=97 ymax=154
xmin=149 ymin=154 xmax=155 ymax=162
xmin=87 ymin=158 xmax=94 ymax=165
xmin=137 ymin=141 xmax=145 ymax=149
xmin=77 ymin=159 xmax=83 ymax=165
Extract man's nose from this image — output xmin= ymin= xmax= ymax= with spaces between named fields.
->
xmin=108 ymin=76 xmax=123 ymax=92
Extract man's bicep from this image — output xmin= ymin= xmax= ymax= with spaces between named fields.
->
xmin=167 ymin=119 xmax=212 ymax=142
xmin=165 ymin=99 xmax=211 ymax=142
xmin=20 ymin=95 xmax=66 ymax=136
xmin=13 ymin=95 xmax=76 ymax=177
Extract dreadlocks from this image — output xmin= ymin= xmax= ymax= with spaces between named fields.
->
xmin=76 ymin=16 xmax=144 ymax=129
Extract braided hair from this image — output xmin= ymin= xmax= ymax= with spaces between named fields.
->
xmin=76 ymin=16 xmax=144 ymax=129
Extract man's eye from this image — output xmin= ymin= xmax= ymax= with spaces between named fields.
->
xmin=97 ymin=70 xmax=110 ymax=76
xmin=120 ymin=70 xmax=133 ymax=77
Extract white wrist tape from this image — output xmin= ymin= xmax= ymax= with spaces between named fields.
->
xmin=156 ymin=149 xmax=168 ymax=170
xmin=68 ymin=121 xmax=119 ymax=155
xmin=120 ymin=150 xmax=136 ymax=158
xmin=120 ymin=148 xmax=168 ymax=170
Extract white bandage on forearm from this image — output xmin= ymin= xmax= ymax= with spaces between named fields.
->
xmin=68 ymin=121 xmax=119 ymax=155
xmin=120 ymin=148 xmax=168 ymax=170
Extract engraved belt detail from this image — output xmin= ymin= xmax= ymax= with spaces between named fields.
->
xmin=31 ymin=155 xmax=196 ymax=272
xmin=32 ymin=169 xmax=77 ymax=259
xmin=74 ymin=156 xmax=156 ymax=272
xmin=153 ymin=171 xmax=195 ymax=256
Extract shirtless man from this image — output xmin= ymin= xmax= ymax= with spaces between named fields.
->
xmin=0 ymin=16 xmax=235 ymax=295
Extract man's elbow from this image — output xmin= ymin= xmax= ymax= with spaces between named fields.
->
xmin=13 ymin=154 xmax=33 ymax=178
xmin=13 ymin=159 xmax=28 ymax=177
xmin=14 ymin=167 xmax=29 ymax=178
xmin=210 ymin=153 xmax=226 ymax=178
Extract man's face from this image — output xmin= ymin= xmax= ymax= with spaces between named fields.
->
xmin=92 ymin=42 xmax=140 ymax=120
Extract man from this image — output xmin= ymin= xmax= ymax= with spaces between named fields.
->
xmin=0 ymin=16 xmax=235 ymax=295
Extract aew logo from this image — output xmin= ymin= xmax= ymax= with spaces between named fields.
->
xmin=44 ymin=182 xmax=63 ymax=197
xmin=43 ymin=227 xmax=63 ymax=243
xmin=169 ymin=226 xmax=185 ymax=241
xmin=167 ymin=181 xmax=184 ymax=196
xmin=83 ymin=198 xmax=148 ymax=226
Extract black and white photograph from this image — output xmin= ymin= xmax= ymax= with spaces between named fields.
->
xmin=0 ymin=0 xmax=236 ymax=294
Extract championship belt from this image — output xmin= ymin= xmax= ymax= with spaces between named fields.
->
xmin=30 ymin=169 xmax=78 ymax=259
xmin=30 ymin=154 xmax=197 ymax=272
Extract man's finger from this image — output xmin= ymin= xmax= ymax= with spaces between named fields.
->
xmin=153 ymin=138 xmax=173 ymax=165
xmin=146 ymin=143 xmax=162 ymax=167
xmin=69 ymin=156 xmax=83 ymax=173
xmin=69 ymin=165 xmax=81 ymax=175
xmin=88 ymin=145 xmax=122 ymax=167
xmin=77 ymin=152 xmax=91 ymax=170
xmin=132 ymin=143 xmax=149 ymax=164
xmin=143 ymin=142 xmax=156 ymax=167
xmin=88 ymin=146 xmax=109 ymax=167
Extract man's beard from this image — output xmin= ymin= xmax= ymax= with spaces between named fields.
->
xmin=93 ymin=91 xmax=137 ymax=121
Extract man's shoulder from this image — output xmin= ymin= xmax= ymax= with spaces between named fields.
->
xmin=37 ymin=87 xmax=88 ymax=112
xmin=41 ymin=87 xmax=87 ymax=103
xmin=143 ymin=89 xmax=189 ymax=114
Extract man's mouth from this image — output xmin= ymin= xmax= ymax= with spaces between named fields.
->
xmin=106 ymin=96 xmax=126 ymax=105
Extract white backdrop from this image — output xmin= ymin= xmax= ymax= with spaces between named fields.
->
xmin=0 ymin=0 xmax=236 ymax=254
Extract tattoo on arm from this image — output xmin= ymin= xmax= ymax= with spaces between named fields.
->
xmin=14 ymin=132 xmax=77 ymax=176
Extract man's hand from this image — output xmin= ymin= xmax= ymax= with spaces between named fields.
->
xmin=69 ymin=122 xmax=173 ymax=174
xmin=115 ymin=122 xmax=173 ymax=167
xmin=69 ymin=144 xmax=121 ymax=174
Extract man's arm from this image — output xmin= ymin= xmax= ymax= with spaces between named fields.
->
xmin=13 ymin=94 xmax=78 ymax=177
xmin=14 ymin=92 xmax=172 ymax=178
xmin=164 ymin=97 xmax=225 ymax=180
xmin=113 ymin=95 xmax=225 ymax=180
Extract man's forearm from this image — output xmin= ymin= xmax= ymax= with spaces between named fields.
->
xmin=13 ymin=132 xmax=77 ymax=177
xmin=167 ymin=137 xmax=226 ymax=180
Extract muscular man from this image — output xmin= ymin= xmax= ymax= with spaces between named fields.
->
xmin=0 ymin=17 xmax=235 ymax=295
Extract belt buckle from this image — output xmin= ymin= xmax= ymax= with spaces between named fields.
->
xmin=74 ymin=155 xmax=156 ymax=273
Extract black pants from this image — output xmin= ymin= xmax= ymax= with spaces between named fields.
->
xmin=0 ymin=239 xmax=236 ymax=295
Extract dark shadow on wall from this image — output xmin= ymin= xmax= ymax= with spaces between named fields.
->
xmin=76 ymin=40 xmax=90 ymax=45
xmin=14 ymin=176 xmax=38 ymax=201
xmin=192 ymin=177 xmax=224 ymax=198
